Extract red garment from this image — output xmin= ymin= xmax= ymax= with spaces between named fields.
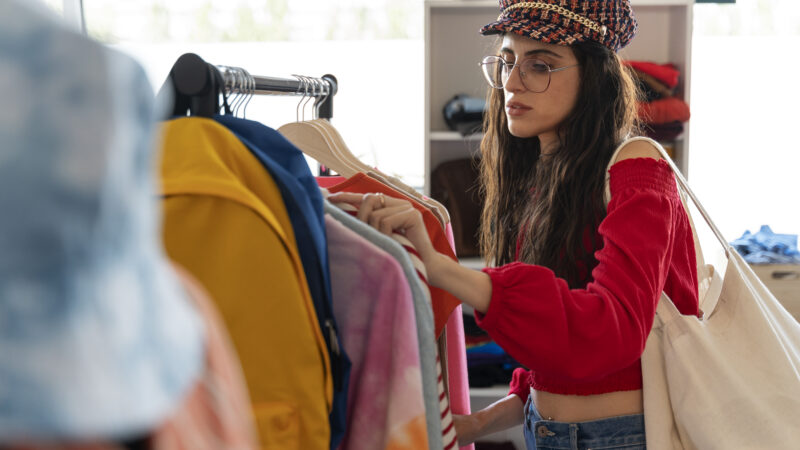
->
xmin=638 ymin=97 xmax=691 ymax=125
xmin=475 ymin=158 xmax=699 ymax=397
xmin=316 ymin=176 xmax=347 ymax=189
xmin=326 ymin=172 xmax=460 ymax=338
xmin=625 ymin=61 xmax=680 ymax=89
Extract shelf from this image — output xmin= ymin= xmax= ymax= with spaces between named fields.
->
xmin=470 ymin=385 xmax=510 ymax=398
xmin=430 ymin=130 xmax=483 ymax=142
xmin=459 ymin=256 xmax=485 ymax=270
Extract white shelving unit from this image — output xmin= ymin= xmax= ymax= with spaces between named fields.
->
xmin=424 ymin=0 xmax=694 ymax=196
xmin=424 ymin=1 xmax=694 ymax=446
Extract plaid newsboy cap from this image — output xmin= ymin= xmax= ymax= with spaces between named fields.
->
xmin=480 ymin=0 xmax=638 ymax=52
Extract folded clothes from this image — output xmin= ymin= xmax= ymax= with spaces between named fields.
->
xmin=467 ymin=341 xmax=509 ymax=358
xmin=626 ymin=60 xmax=680 ymax=88
xmin=638 ymin=97 xmax=691 ymax=125
xmin=466 ymin=335 xmax=493 ymax=347
xmin=731 ymin=225 xmax=800 ymax=264
xmin=632 ymin=68 xmax=674 ymax=101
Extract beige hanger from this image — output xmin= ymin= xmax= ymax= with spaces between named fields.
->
xmin=310 ymin=117 xmax=451 ymax=226
xmin=279 ymin=77 xmax=451 ymax=227
xmin=277 ymin=76 xmax=358 ymax=178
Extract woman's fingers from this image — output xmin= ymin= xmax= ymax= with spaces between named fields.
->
xmin=368 ymin=204 xmax=415 ymax=235
xmin=329 ymin=191 xmax=436 ymax=264
xmin=326 ymin=192 xmax=364 ymax=206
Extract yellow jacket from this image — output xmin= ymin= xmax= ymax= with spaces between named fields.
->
xmin=158 ymin=117 xmax=332 ymax=449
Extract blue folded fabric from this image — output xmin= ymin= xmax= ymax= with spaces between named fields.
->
xmin=731 ymin=225 xmax=800 ymax=264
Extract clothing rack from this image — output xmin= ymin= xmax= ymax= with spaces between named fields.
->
xmin=160 ymin=53 xmax=337 ymax=120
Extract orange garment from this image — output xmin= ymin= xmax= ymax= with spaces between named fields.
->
xmin=327 ymin=172 xmax=460 ymax=337
xmin=159 ymin=118 xmax=331 ymax=449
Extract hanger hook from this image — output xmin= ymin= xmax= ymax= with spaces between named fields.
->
xmin=234 ymin=67 xmax=246 ymax=117
xmin=241 ymin=68 xmax=254 ymax=118
xmin=228 ymin=67 xmax=241 ymax=116
xmin=227 ymin=67 xmax=239 ymax=116
xmin=294 ymin=75 xmax=308 ymax=122
xmin=314 ymin=78 xmax=325 ymax=120
xmin=302 ymin=77 xmax=318 ymax=122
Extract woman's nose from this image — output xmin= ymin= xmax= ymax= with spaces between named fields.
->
xmin=504 ymin=64 xmax=526 ymax=93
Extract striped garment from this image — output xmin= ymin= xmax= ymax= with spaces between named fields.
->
xmin=335 ymin=203 xmax=458 ymax=450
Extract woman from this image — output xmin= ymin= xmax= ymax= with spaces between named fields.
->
xmin=331 ymin=1 xmax=699 ymax=448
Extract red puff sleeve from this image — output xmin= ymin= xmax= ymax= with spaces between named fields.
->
xmin=507 ymin=367 xmax=531 ymax=402
xmin=475 ymin=158 xmax=698 ymax=389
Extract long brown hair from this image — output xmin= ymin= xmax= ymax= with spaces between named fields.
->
xmin=479 ymin=39 xmax=640 ymax=288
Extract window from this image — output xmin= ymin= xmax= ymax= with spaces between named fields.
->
xmin=690 ymin=0 xmax=800 ymax=246
xmin=83 ymin=0 xmax=425 ymax=186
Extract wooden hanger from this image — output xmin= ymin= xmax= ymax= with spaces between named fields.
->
xmin=311 ymin=118 xmax=451 ymax=227
xmin=278 ymin=81 xmax=450 ymax=227
xmin=277 ymin=120 xmax=359 ymax=178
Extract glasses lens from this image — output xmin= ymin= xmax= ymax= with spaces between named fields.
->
xmin=480 ymin=56 xmax=504 ymax=89
xmin=519 ymin=59 xmax=551 ymax=93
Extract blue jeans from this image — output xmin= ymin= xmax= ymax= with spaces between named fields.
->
xmin=523 ymin=395 xmax=646 ymax=450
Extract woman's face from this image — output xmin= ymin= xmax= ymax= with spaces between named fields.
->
xmin=500 ymin=34 xmax=581 ymax=153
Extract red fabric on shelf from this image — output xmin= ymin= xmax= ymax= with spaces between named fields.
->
xmin=625 ymin=60 xmax=680 ymax=88
xmin=638 ymin=97 xmax=691 ymax=125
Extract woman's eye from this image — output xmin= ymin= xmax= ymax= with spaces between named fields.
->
xmin=528 ymin=61 xmax=550 ymax=73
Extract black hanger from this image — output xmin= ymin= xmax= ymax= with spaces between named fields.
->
xmin=156 ymin=53 xmax=230 ymax=118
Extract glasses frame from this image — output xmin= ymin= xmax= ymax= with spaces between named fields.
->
xmin=479 ymin=55 xmax=579 ymax=93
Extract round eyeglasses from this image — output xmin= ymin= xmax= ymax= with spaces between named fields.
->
xmin=479 ymin=55 xmax=579 ymax=93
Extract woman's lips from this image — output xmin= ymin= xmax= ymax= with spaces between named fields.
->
xmin=506 ymin=101 xmax=532 ymax=117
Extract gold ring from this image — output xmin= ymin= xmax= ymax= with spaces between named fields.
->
xmin=378 ymin=193 xmax=386 ymax=208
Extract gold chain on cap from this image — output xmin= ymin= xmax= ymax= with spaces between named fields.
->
xmin=499 ymin=2 xmax=608 ymax=36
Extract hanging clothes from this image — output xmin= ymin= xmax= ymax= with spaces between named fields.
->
xmin=326 ymin=173 xmax=461 ymax=337
xmin=325 ymin=214 xmax=429 ymax=449
xmin=327 ymin=201 xmax=459 ymax=450
xmin=324 ymin=202 xmax=444 ymax=450
xmin=0 ymin=0 xmax=205 ymax=441
xmin=213 ymin=114 xmax=350 ymax=448
xmin=158 ymin=118 xmax=331 ymax=449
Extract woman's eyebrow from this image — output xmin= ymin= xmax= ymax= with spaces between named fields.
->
xmin=525 ymin=49 xmax=563 ymax=58
xmin=500 ymin=47 xmax=563 ymax=58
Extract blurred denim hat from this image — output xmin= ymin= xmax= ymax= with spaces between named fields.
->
xmin=0 ymin=0 xmax=204 ymax=442
xmin=480 ymin=0 xmax=638 ymax=52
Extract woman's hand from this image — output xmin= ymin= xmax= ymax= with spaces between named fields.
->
xmin=327 ymin=192 xmax=438 ymax=265
xmin=328 ymin=191 xmax=493 ymax=313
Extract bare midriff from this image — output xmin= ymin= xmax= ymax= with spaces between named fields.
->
xmin=530 ymin=388 xmax=643 ymax=422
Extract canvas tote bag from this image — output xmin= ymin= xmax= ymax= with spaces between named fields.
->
xmin=605 ymin=137 xmax=800 ymax=449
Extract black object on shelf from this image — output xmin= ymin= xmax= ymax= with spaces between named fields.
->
xmin=443 ymin=93 xmax=486 ymax=136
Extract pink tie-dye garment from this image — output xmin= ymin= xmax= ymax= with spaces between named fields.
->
xmin=325 ymin=215 xmax=428 ymax=450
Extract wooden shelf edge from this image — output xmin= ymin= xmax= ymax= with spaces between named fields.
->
xmin=469 ymin=385 xmax=511 ymax=398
